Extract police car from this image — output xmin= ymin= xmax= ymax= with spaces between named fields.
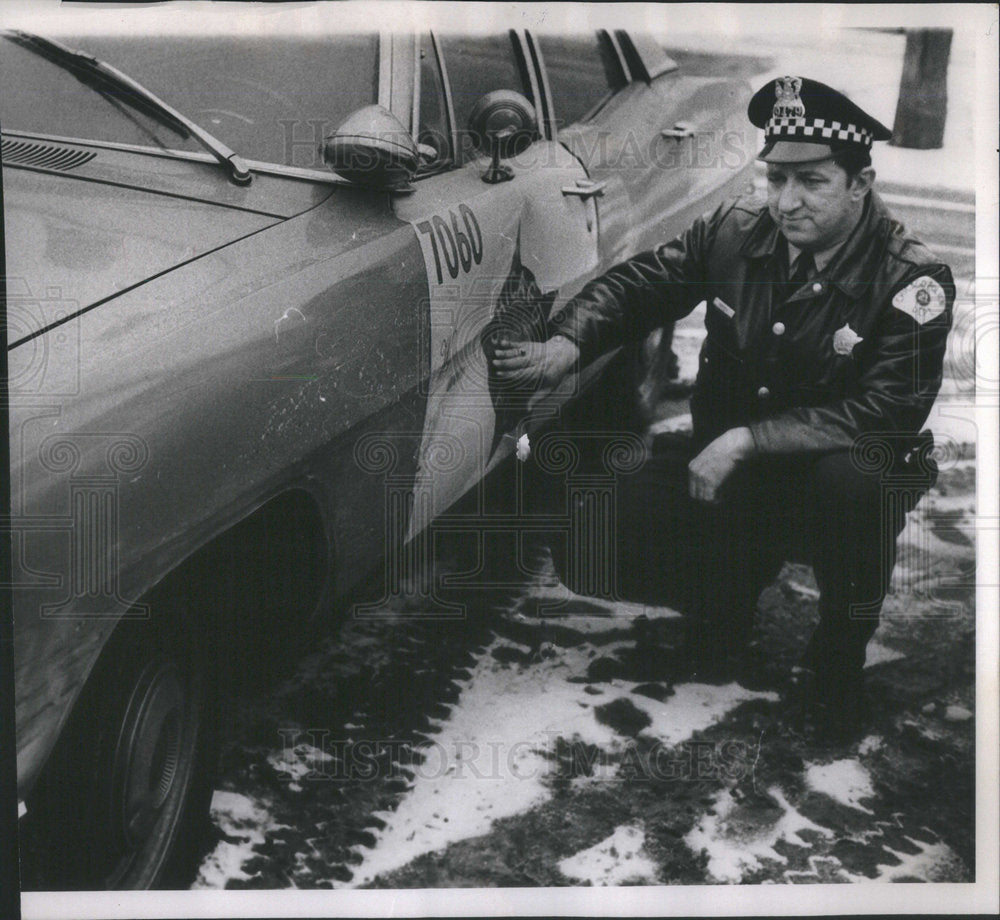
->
xmin=3 ymin=28 xmax=753 ymax=887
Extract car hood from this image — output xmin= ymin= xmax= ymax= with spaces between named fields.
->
xmin=3 ymin=141 xmax=336 ymax=346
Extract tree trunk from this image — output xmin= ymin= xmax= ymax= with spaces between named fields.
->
xmin=891 ymin=29 xmax=952 ymax=150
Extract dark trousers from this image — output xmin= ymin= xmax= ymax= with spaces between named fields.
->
xmin=601 ymin=432 xmax=932 ymax=682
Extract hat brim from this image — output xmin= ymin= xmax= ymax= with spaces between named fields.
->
xmin=757 ymin=140 xmax=838 ymax=164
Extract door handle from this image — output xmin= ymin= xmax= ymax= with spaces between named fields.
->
xmin=661 ymin=121 xmax=695 ymax=140
xmin=561 ymin=178 xmax=606 ymax=200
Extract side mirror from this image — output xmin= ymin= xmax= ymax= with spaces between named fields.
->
xmin=323 ymin=105 xmax=418 ymax=192
xmin=467 ymin=90 xmax=539 ymax=183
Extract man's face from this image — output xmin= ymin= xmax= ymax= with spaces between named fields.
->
xmin=765 ymin=159 xmax=866 ymax=252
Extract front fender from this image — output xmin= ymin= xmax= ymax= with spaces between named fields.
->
xmin=11 ymin=183 xmax=430 ymax=797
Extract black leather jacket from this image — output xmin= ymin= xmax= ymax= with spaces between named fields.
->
xmin=552 ymin=192 xmax=955 ymax=455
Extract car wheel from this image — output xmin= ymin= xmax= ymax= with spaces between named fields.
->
xmin=24 ymin=615 xmax=218 ymax=889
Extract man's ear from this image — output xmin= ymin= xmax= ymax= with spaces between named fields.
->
xmin=850 ymin=166 xmax=876 ymax=200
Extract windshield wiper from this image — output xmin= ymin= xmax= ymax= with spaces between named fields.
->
xmin=4 ymin=30 xmax=252 ymax=185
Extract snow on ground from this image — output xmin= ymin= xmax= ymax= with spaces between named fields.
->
xmin=684 ymin=786 xmax=833 ymax=883
xmin=346 ymin=640 xmax=622 ymax=886
xmin=512 ymin=579 xmax=684 ymax=631
xmin=192 ymin=791 xmax=284 ymax=889
xmin=267 ymin=743 xmax=336 ymax=792
xmin=348 ymin=638 xmax=774 ymax=887
xmin=686 ymin=755 xmax=964 ymax=884
xmin=868 ymin=839 xmax=967 ymax=882
xmin=185 ymin=168 xmax=976 ymax=887
xmin=804 ymin=760 xmax=876 ymax=814
xmin=557 ymin=824 xmax=660 ymax=886
xmin=630 ymin=682 xmax=778 ymax=748
xmin=857 ymin=735 xmax=883 ymax=756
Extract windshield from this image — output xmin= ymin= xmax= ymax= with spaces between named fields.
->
xmin=0 ymin=33 xmax=379 ymax=168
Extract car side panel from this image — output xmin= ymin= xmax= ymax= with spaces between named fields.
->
xmin=10 ymin=184 xmax=431 ymax=796
xmin=395 ymin=142 xmax=600 ymax=531
xmin=560 ymin=75 xmax=755 ymax=265
xmin=628 ymin=74 xmax=755 ymax=247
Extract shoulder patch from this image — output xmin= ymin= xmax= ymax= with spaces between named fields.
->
xmin=892 ymin=276 xmax=947 ymax=325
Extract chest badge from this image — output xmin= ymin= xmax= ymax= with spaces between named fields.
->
xmin=833 ymin=323 xmax=863 ymax=356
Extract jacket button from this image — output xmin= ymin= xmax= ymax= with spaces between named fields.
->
xmin=772 ymin=322 xmax=785 ymax=335
xmin=811 ymin=282 xmax=823 ymax=293
xmin=757 ymin=386 xmax=771 ymax=399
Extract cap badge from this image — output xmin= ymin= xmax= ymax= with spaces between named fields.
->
xmin=833 ymin=322 xmax=863 ymax=356
xmin=773 ymin=76 xmax=805 ymax=119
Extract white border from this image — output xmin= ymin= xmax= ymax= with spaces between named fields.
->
xmin=4 ymin=1 xmax=997 ymax=917
xmin=0 ymin=0 xmax=995 ymax=35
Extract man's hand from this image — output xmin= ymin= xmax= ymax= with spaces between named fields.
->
xmin=491 ymin=334 xmax=580 ymax=388
xmin=688 ymin=427 xmax=756 ymax=503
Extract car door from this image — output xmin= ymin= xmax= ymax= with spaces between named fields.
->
xmin=526 ymin=30 xmax=636 ymax=267
xmin=616 ymin=30 xmax=756 ymax=246
xmin=529 ymin=30 xmax=756 ymax=421
xmin=390 ymin=32 xmax=601 ymax=533
xmin=533 ymin=30 xmax=754 ymax=264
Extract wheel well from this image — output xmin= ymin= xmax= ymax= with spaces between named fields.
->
xmin=139 ymin=488 xmax=330 ymax=648
xmin=21 ymin=490 xmax=330 ymax=888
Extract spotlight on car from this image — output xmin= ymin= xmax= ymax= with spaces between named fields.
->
xmin=323 ymin=104 xmax=420 ymax=192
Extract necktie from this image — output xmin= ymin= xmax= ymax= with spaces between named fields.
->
xmin=780 ymin=252 xmax=814 ymax=303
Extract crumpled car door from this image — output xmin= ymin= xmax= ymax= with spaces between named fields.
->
xmin=394 ymin=33 xmax=600 ymax=536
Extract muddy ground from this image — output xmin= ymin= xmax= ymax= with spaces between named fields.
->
xmin=190 ymin=393 xmax=976 ymax=889
xmin=185 ymin=251 xmax=979 ymax=889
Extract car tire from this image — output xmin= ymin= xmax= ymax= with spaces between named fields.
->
xmin=23 ymin=611 xmax=219 ymax=890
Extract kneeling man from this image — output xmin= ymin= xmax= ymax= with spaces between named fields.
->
xmin=492 ymin=76 xmax=955 ymax=733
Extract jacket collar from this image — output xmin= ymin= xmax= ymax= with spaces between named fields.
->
xmin=739 ymin=192 xmax=892 ymax=299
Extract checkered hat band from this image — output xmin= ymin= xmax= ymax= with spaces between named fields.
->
xmin=766 ymin=117 xmax=873 ymax=146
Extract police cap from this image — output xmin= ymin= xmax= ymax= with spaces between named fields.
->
xmin=748 ymin=76 xmax=892 ymax=163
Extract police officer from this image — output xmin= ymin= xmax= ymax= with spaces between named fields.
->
xmin=492 ymin=76 xmax=955 ymax=735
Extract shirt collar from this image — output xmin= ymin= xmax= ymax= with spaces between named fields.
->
xmin=739 ymin=193 xmax=891 ymax=299
xmin=787 ymin=239 xmax=841 ymax=274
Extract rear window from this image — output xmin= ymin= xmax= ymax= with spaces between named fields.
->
xmin=437 ymin=33 xmax=534 ymax=162
xmin=0 ymin=34 xmax=379 ymax=168
xmin=536 ymin=33 xmax=627 ymax=128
